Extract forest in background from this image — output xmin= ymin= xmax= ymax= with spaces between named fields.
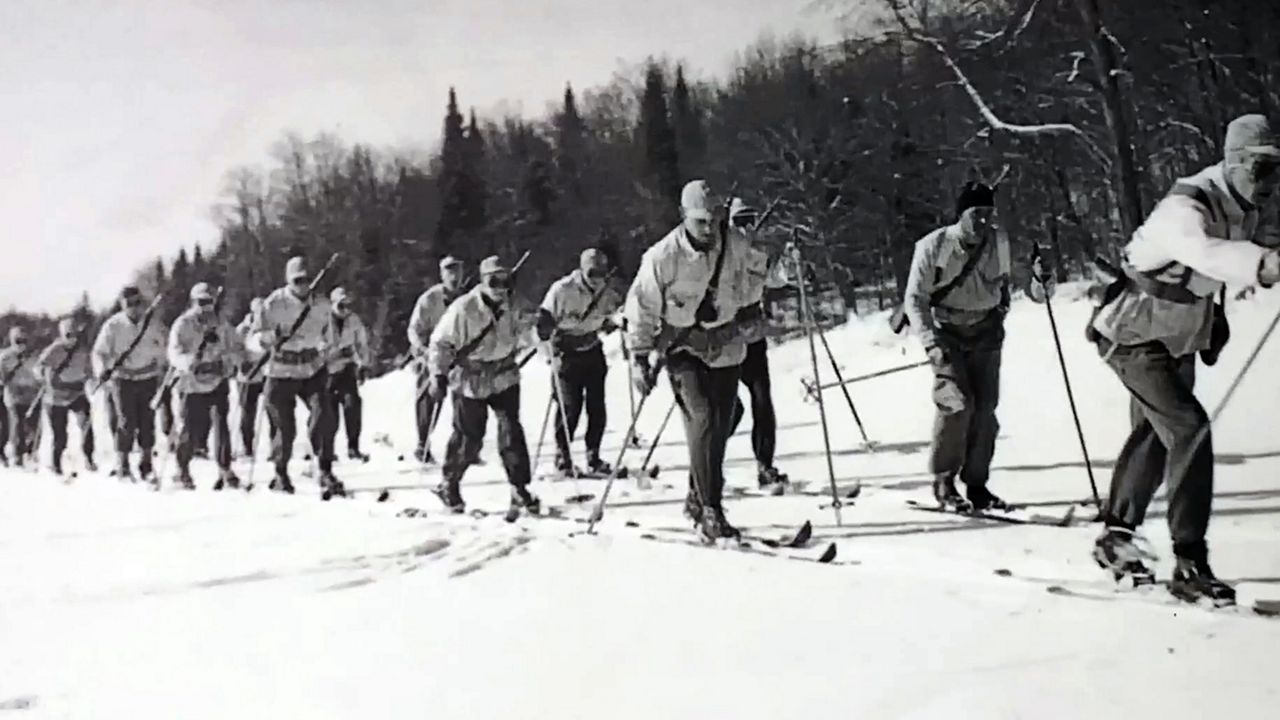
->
xmin=4 ymin=0 xmax=1277 ymax=365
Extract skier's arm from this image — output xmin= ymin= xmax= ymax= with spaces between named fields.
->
xmin=222 ymin=322 xmax=245 ymax=373
xmin=426 ymin=303 xmax=465 ymax=377
xmin=624 ymin=250 xmax=665 ymax=355
xmin=354 ymin=317 xmax=372 ymax=367
xmin=89 ymin=320 xmax=115 ymax=378
xmin=407 ymin=293 xmax=430 ymax=354
xmin=167 ymin=317 xmax=198 ymax=374
xmin=904 ymin=235 xmax=940 ymax=351
xmin=1130 ymin=195 xmax=1274 ymax=287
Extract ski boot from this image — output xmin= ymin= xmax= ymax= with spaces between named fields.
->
xmin=268 ymin=469 xmax=296 ymax=495
xmin=347 ymin=447 xmax=370 ymax=463
xmin=966 ymin=484 xmax=1011 ymax=512
xmin=585 ymin=453 xmax=612 ymax=477
xmin=757 ymin=465 xmax=789 ymax=496
xmin=697 ymin=505 xmax=741 ymax=545
xmin=172 ymin=470 xmax=196 ymax=491
xmin=432 ymin=480 xmax=465 ymax=514
xmin=1092 ymin=526 xmax=1156 ymax=587
xmin=1169 ymin=555 xmax=1236 ymax=607
xmin=932 ymin=474 xmax=973 ymax=513
xmin=213 ymin=468 xmax=241 ymax=491
xmin=682 ymin=486 xmax=703 ymax=523
xmin=111 ymin=452 xmax=133 ymax=482
xmin=0 ymin=451 xmax=8 ymax=467
xmin=554 ymin=454 xmax=579 ymax=479
xmin=50 ymin=455 xmax=64 ymax=476
xmin=414 ymin=446 xmax=435 ymax=465
xmin=83 ymin=456 xmax=98 ymax=473
xmin=505 ymin=485 xmax=542 ymax=522
xmin=318 ymin=470 xmax=347 ymax=500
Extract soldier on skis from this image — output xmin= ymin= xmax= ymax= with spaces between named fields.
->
xmin=91 ymin=285 xmax=167 ymax=482
xmin=0 ymin=327 xmax=40 ymax=468
xmin=247 ymin=256 xmax=342 ymax=496
xmin=535 ymin=247 xmax=624 ymax=477
xmin=426 ymin=255 xmax=540 ymax=516
xmin=235 ymin=297 xmax=267 ymax=458
xmin=325 ymin=287 xmax=372 ymax=462
xmin=166 ymin=283 xmax=243 ymax=490
xmin=902 ymin=180 xmax=1052 ymax=513
xmin=625 ymin=179 xmax=760 ymax=542
xmin=35 ymin=317 xmax=96 ymax=475
xmin=1087 ymin=114 xmax=1280 ymax=605
xmin=724 ymin=197 xmax=789 ymax=494
xmin=407 ymin=255 xmax=468 ymax=464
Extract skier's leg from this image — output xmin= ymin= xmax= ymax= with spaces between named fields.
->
xmin=414 ymin=365 xmax=436 ymax=457
xmin=211 ymin=383 xmax=232 ymax=470
xmin=960 ymin=345 xmax=1002 ymax=491
xmin=489 ymin=384 xmax=531 ymax=489
xmin=264 ymin=377 xmax=297 ymax=474
xmin=668 ymin=353 xmax=719 ymax=511
xmin=303 ymin=370 xmax=335 ymax=473
xmin=743 ymin=340 xmax=776 ymax=469
xmin=927 ymin=339 xmax=974 ymax=496
xmin=48 ymin=403 xmax=69 ymax=471
xmin=338 ymin=366 xmax=362 ymax=454
xmin=440 ymin=391 xmax=485 ymax=504
xmin=707 ymin=362 xmax=742 ymax=509
xmin=551 ymin=360 xmax=574 ymax=467
xmin=583 ymin=348 xmax=608 ymax=462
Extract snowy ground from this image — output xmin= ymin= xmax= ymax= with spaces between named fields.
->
xmin=3 ymin=285 xmax=1280 ymax=719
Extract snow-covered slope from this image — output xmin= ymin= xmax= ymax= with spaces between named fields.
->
xmin=3 ymin=286 xmax=1280 ymax=719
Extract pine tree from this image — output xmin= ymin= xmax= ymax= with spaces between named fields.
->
xmin=463 ymin=108 xmax=488 ymax=231
xmin=436 ymin=88 xmax=468 ymax=259
xmin=637 ymin=61 xmax=681 ymax=209
xmin=165 ymin=248 xmax=191 ymax=325
xmin=555 ymin=84 xmax=586 ymax=199
xmin=671 ymin=65 xmax=706 ymax=180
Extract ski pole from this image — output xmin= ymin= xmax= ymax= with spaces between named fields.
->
xmin=802 ymin=360 xmax=930 ymax=400
xmin=245 ymin=385 xmax=267 ymax=491
xmin=619 ymin=321 xmax=642 ymax=448
xmin=791 ymin=237 xmax=842 ymax=527
xmin=812 ymin=319 xmax=873 ymax=446
xmin=1209 ymin=301 xmax=1280 ymax=423
xmin=1032 ymin=244 xmax=1101 ymax=511
xmin=640 ymin=398 xmax=677 ymax=477
xmin=531 ymin=392 xmax=553 ymax=473
xmin=586 ymin=386 xmax=652 ymax=532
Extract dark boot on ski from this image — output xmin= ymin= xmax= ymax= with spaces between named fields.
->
xmin=347 ymin=448 xmax=369 ymax=462
xmin=269 ymin=470 xmax=296 ymax=494
xmin=682 ymin=488 xmax=703 ymax=523
xmin=112 ymin=453 xmax=133 ymax=482
xmin=214 ymin=468 xmax=241 ymax=491
xmin=83 ymin=456 xmax=98 ymax=473
xmin=932 ymin=474 xmax=972 ymax=513
xmin=757 ymin=466 xmax=789 ymax=496
xmin=173 ymin=471 xmax=196 ymax=491
xmin=319 ymin=471 xmax=347 ymax=500
xmin=50 ymin=455 xmax=64 ymax=476
xmin=1169 ymin=555 xmax=1236 ymax=607
xmin=413 ymin=446 xmax=435 ymax=465
xmin=966 ymin=484 xmax=1010 ymax=512
xmin=505 ymin=485 xmax=542 ymax=522
xmin=1092 ymin=527 xmax=1156 ymax=587
xmin=432 ymin=481 xmax=465 ymax=514
xmin=586 ymin=453 xmax=612 ymax=476
xmin=554 ymin=453 xmax=578 ymax=478
xmin=696 ymin=506 xmax=741 ymax=544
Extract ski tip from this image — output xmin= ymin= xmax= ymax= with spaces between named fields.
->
xmin=993 ymin=568 xmax=1012 ymax=577
xmin=647 ymin=465 xmax=660 ymax=479
xmin=817 ymin=543 xmax=837 ymax=563
xmin=376 ymin=490 xmax=391 ymax=503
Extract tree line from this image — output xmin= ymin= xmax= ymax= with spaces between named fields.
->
xmin=5 ymin=0 xmax=1276 ymax=367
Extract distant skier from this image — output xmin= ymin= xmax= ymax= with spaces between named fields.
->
xmin=35 ymin=317 xmax=96 ymax=475
xmin=903 ymin=180 xmax=1052 ymax=513
xmin=0 ymin=328 xmax=40 ymax=468
xmin=724 ymin=198 xmax=789 ymax=493
xmin=325 ymin=287 xmax=372 ymax=461
xmin=535 ymin=248 xmax=624 ymax=476
xmin=247 ymin=256 xmax=342 ymax=496
xmin=167 ymin=283 xmax=242 ymax=490
xmin=407 ymin=256 xmax=468 ymax=464
xmin=1087 ymin=114 xmax=1280 ymax=605
xmin=91 ymin=285 xmax=167 ymax=482
xmin=235 ymin=297 xmax=268 ymax=458
xmin=426 ymin=255 xmax=539 ymax=516
xmin=626 ymin=179 xmax=761 ymax=542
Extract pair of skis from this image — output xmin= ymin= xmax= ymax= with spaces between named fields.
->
xmin=904 ymin=499 xmax=1077 ymax=528
xmin=993 ymin=568 xmax=1280 ymax=620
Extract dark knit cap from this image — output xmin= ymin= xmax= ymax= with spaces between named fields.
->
xmin=955 ymin=181 xmax=995 ymax=219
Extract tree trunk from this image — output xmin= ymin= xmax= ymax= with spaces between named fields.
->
xmin=1072 ymin=0 xmax=1144 ymax=237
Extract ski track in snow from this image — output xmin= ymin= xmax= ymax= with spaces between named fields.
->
xmin=3 ymin=283 xmax=1280 ymax=718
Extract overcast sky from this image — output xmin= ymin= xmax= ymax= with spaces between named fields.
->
xmin=0 ymin=0 xmax=856 ymax=315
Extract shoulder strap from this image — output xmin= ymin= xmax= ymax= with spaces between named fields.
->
xmin=929 ymin=233 xmax=992 ymax=307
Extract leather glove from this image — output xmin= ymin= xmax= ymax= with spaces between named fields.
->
xmin=1030 ymin=254 xmax=1056 ymax=300
xmin=925 ymin=344 xmax=949 ymax=369
xmin=631 ymin=354 xmax=656 ymax=399
xmin=599 ymin=317 xmax=619 ymax=334
xmin=358 ymin=366 xmax=371 ymax=384
xmin=202 ymin=328 xmax=219 ymax=345
xmin=427 ymin=373 xmax=449 ymax=400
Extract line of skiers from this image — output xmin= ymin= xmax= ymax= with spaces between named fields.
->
xmin=2 ymin=113 xmax=1274 ymax=602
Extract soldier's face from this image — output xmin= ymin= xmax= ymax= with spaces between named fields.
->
xmin=1227 ymin=150 xmax=1280 ymax=203
xmin=442 ymin=266 xmax=463 ymax=289
xmin=683 ymin=211 xmax=715 ymax=245
xmin=122 ymin=294 xmax=145 ymax=322
xmin=195 ymin=297 xmax=216 ymax=318
xmin=481 ymin=272 xmax=511 ymax=301
xmin=961 ymin=206 xmax=996 ymax=246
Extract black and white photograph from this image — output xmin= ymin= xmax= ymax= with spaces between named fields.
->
xmin=2 ymin=0 xmax=1279 ymax=717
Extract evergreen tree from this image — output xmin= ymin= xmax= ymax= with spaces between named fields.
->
xmin=554 ymin=84 xmax=586 ymax=199
xmin=463 ymin=108 xmax=488 ymax=232
xmin=436 ymin=88 xmax=468 ymax=259
xmin=637 ymin=61 xmax=681 ymax=209
xmin=671 ymin=65 xmax=706 ymax=179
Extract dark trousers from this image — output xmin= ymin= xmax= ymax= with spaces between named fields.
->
xmin=443 ymin=383 xmax=529 ymax=489
xmin=238 ymin=380 xmax=265 ymax=454
xmin=176 ymin=383 xmax=232 ymax=472
xmin=1103 ymin=341 xmax=1213 ymax=560
xmin=265 ymin=370 xmax=334 ymax=474
xmin=729 ymin=340 xmax=776 ymax=468
xmin=110 ymin=377 xmax=158 ymax=456
xmin=156 ymin=384 xmax=175 ymax=444
xmin=415 ymin=364 xmax=443 ymax=452
xmin=929 ymin=319 xmax=1003 ymax=487
xmin=0 ymin=397 xmax=7 ymax=458
xmin=48 ymin=396 xmax=94 ymax=463
xmin=6 ymin=401 xmax=38 ymax=460
xmin=668 ymin=352 xmax=741 ymax=509
xmin=327 ymin=364 xmax=363 ymax=453
xmin=552 ymin=346 xmax=608 ymax=462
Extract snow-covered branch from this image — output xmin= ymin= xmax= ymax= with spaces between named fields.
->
xmin=963 ymin=0 xmax=1044 ymax=54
